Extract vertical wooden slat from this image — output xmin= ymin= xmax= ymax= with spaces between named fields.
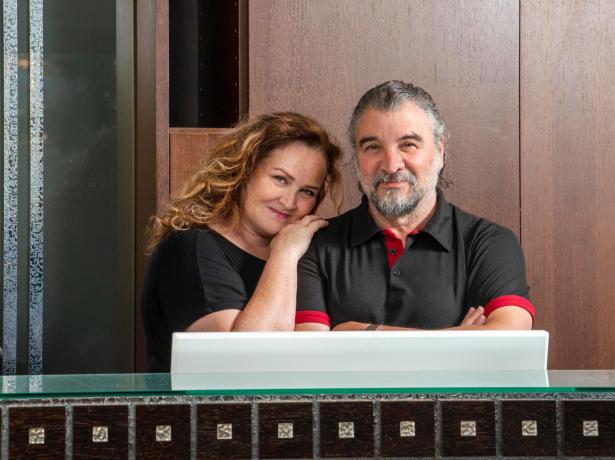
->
xmin=155 ymin=0 xmax=170 ymax=212
xmin=134 ymin=0 xmax=161 ymax=372
xmin=521 ymin=0 xmax=615 ymax=368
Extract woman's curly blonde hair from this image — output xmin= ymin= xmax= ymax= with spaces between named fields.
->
xmin=146 ymin=112 xmax=344 ymax=254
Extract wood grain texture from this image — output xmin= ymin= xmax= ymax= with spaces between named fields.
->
xmin=501 ymin=400 xmax=556 ymax=457
xmin=380 ymin=400 xmax=435 ymax=457
xmin=440 ymin=400 xmax=495 ymax=457
xmin=9 ymin=406 xmax=65 ymax=460
xmin=258 ymin=402 xmax=313 ymax=459
xmin=563 ymin=400 xmax=615 ymax=456
xmin=135 ymin=404 xmax=190 ymax=460
xmin=319 ymin=401 xmax=374 ymax=458
xmin=197 ymin=403 xmax=252 ymax=460
xmin=521 ymin=0 xmax=615 ymax=369
xmin=72 ymin=405 xmax=129 ymax=459
xmin=169 ymin=128 xmax=230 ymax=196
xmin=155 ymin=0 xmax=170 ymax=212
xmin=134 ymin=0 xmax=160 ymax=373
xmin=249 ymin=0 xmax=520 ymax=230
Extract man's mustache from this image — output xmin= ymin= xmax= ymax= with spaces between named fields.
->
xmin=373 ymin=170 xmax=417 ymax=188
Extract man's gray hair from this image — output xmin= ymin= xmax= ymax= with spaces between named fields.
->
xmin=349 ymin=80 xmax=450 ymax=189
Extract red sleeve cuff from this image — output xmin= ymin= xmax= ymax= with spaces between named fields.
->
xmin=484 ymin=295 xmax=535 ymax=319
xmin=295 ymin=310 xmax=330 ymax=326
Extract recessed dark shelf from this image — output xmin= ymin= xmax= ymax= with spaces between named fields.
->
xmin=169 ymin=0 xmax=246 ymax=128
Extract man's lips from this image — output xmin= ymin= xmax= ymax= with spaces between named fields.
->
xmin=377 ymin=180 xmax=409 ymax=187
xmin=268 ymin=207 xmax=290 ymax=219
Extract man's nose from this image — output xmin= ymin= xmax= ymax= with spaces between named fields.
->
xmin=381 ymin=146 xmax=404 ymax=174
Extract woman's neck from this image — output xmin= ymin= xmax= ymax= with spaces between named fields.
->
xmin=210 ymin=221 xmax=271 ymax=260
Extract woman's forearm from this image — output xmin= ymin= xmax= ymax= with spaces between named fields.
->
xmin=229 ymin=251 xmax=299 ymax=331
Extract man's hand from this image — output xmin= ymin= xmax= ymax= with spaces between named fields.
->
xmin=459 ymin=306 xmax=487 ymax=326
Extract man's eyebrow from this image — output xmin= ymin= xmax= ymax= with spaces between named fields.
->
xmin=358 ymin=136 xmax=379 ymax=147
xmin=399 ymin=133 xmax=424 ymax=143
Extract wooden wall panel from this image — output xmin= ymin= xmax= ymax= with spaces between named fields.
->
xmin=249 ymin=0 xmax=520 ymax=232
xmin=134 ymin=0 xmax=160 ymax=373
xmin=521 ymin=0 xmax=615 ymax=368
xmin=169 ymin=128 xmax=230 ymax=196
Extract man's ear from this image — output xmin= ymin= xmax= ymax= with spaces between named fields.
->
xmin=436 ymin=138 xmax=445 ymax=166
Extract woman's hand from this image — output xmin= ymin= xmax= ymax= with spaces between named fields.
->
xmin=270 ymin=215 xmax=328 ymax=261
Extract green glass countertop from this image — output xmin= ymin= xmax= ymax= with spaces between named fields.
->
xmin=1 ymin=370 xmax=615 ymax=399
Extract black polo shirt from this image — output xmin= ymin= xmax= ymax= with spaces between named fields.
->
xmin=296 ymin=195 xmax=534 ymax=328
xmin=142 ymin=229 xmax=265 ymax=372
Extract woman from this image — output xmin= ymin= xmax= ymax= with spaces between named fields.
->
xmin=142 ymin=112 xmax=343 ymax=372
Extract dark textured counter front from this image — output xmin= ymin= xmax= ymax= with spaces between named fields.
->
xmin=1 ymin=371 xmax=615 ymax=458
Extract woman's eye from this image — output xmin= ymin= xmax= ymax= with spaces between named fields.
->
xmin=302 ymin=189 xmax=316 ymax=198
xmin=273 ymin=175 xmax=287 ymax=184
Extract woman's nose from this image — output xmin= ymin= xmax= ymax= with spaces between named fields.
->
xmin=279 ymin=190 xmax=297 ymax=211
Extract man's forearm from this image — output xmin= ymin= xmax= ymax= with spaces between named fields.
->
xmin=331 ymin=305 xmax=532 ymax=332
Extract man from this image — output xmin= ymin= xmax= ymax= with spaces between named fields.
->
xmin=295 ymin=80 xmax=534 ymax=331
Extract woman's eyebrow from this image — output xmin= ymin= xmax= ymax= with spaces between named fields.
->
xmin=272 ymin=167 xmax=294 ymax=181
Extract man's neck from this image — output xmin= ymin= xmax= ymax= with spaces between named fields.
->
xmin=368 ymin=191 xmax=438 ymax=242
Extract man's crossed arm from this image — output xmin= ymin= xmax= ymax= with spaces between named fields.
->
xmin=295 ymin=305 xmax=533 ymax=331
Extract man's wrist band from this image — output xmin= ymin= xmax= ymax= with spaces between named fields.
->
xmin=365 ymin=323 xmax=380 ymax=331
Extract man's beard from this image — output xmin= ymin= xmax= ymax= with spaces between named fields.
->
xmin=357 ymin=160 xmax=440 ymax=218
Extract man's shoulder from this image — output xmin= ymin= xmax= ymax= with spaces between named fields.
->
xmin=449 ymin=202 xmax=519 ymax=246
xmin=312 ymin=204 xmax=361 ymax=245
xmin=327 ymin=204 xmax=359 ymax=226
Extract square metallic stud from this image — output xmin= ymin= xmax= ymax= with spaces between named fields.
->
xmin=460 ymin=420 xmax=476 ymax=437
xmin=28 ymin=427 xmax=45 ymax=445
xmin=521 ymin=420 xmax=538 ymax=437
xmin=277 ymin=422 xmax=294 ymax=439
xmin=92 ymin=425 xmax=109 ymax=443
xmin=400 ymin=420 xmax=416 ymax=437
xmin=155 ymin=425 xmax=172 ymax=442
xmin=338 ymin=421 xmax=355 ymax=439
xmin=217 ymin=423 xmax=233 ymax=440
xmin=583 ymin=420 xmax=599 ymax=437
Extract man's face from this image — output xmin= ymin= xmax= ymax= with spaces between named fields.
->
xmin=354 ymin=101 xmax=443 ymax=218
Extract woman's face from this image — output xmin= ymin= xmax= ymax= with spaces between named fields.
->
xmin=241 ymin=141 xmax=328 ymax=240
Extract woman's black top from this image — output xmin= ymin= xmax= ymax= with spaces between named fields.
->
xmin=141 ymin=229 xmax=266 ymax=372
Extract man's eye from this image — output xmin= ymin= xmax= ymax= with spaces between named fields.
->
xmin=401 ymin=142 xmax=417 ymax=149
xmin=365 ymin=144 xmax=379 ymax=151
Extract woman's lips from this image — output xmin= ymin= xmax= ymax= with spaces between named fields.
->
xmin=268 ymin=207 xmax=290 ymax=220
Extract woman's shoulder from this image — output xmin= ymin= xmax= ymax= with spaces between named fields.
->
xmin=152 ymin=228 xmax=222 ymax=262
xmin=155 ymin=228 xmax=264 ymax=266
xmin=158 ymin=227 xmax=214 ymax=249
